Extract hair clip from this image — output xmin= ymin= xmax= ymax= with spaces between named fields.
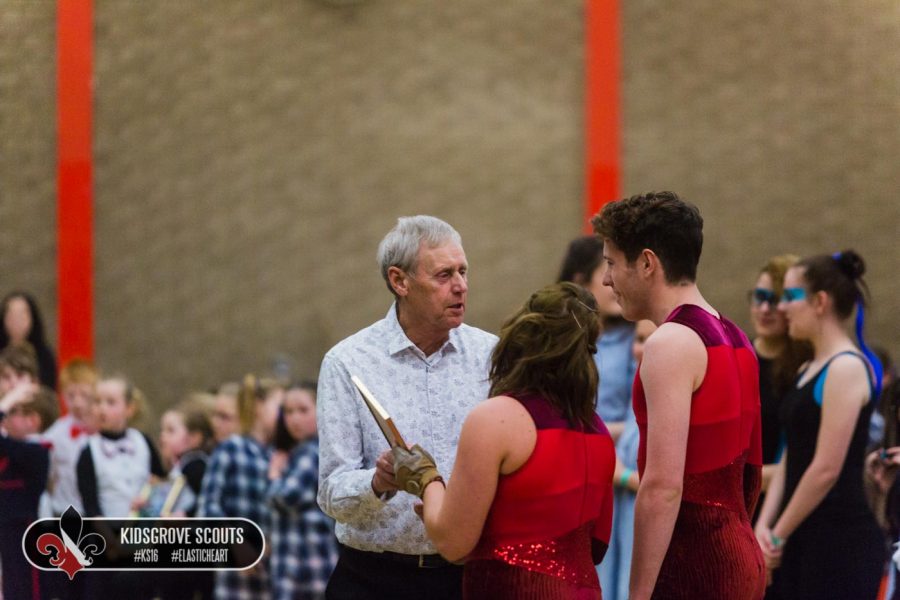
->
xmin=571 ymin=310 xmax=583 ymax=330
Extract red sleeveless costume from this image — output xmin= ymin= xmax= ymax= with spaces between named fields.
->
xmin=633 ymin=305 xmax=765 ymax=599
xmin=464 ymin=393 xmax=616 ymax=599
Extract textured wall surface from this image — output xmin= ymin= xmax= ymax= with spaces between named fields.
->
xmin=90 ymin=1 xmax=584 ymax=409
xmin=622 ymin=0 xmax=900 ymax=349
xmin=0 ymin=2 xmax=57 ymax=342
xmin=1 ymin=1 xmax=897 ymax=414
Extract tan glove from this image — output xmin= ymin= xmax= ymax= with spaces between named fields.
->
xmin=392 ymin=444 xmax=443 ymax=498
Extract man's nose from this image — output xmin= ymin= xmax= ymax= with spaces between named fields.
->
xmin=453 ymin=272 xmax=467 ymax=292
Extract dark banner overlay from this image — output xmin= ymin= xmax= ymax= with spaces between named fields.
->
xmin=23 ymin=506 xmax=264 ymax=579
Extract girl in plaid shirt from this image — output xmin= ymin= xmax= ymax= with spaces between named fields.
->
xmin=198 ymin=375 xmax=284 ymax=600
xmin=267 ymin=381 xmax=338 ymax=600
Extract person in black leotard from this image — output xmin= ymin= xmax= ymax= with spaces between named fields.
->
xmin=755 ymin=249 xmax=885 ymax=600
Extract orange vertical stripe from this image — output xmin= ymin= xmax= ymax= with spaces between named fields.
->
xmin=57 ymin=0 xmax=94 ymax=372
xmin=584 ymin=0 xmax=620 ymax=231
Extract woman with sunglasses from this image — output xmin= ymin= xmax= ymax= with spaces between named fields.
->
xmin=754 ymin=250 xmax=884 ymax=599
xmin=747 ymin=255 xmax=811 ymax=529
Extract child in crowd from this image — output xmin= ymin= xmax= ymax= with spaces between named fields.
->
xmin=0 ymin=384 xmax=57 ymax=600
xmin=76 ymin=375 xmax=166 ymax=518
xmin=158 ymin=399 xmax=215 ymax=516
xmin=267 ymin=381 xmax=338 ymax=600
xmin=604 ymin=320 xmax=655 ymax=600
xmin=42 ymin=358 xmax=99 ymax=517
xmin=199 ymin=375 xmax=283 ymax=600
xmin=0 ymin=342 xmax=39 ymax=395
xmin=155 ymin=400 xmax=216 ymax=600
xmin=76 ymin=375 xmax=166 ymax=599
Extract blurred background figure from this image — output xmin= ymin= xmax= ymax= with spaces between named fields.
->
xmin=156 ymin=399 xmax=215 ymax=600
xmin=198 ymin=374 xmax=283 ymax=600
xmin=267 ymin=380 xmax=337 ymax=600
xmin=0 ymin=384 xmax=56 ymax=600
xmin=1 ymin=291 xmax=58 ymax=390
xmin=558 ymin=235 xmax=636 ymax=600
xmin=747 ymin=255 xmax=812 ymax=522
xmin=211 ymin=381 xmax=241 ymax=444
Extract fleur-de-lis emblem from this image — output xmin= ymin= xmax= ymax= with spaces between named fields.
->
xmin=36 ymin=506 xmax=106 ymax=579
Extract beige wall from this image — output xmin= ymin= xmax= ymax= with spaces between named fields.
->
xmin=2 ymin=1 xmax=897 ymax=415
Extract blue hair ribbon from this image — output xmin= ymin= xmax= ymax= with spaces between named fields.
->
xmin=831 ymin=252 xmax=884 ymax=401
xmin=855 ymin=301 xmax=883 ymax=400
xmin=834 ymin=252 xmax=883 ymax=399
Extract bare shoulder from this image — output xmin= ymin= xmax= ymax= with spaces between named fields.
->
xmin=824 ymin=353 xmax=873 ymax=392
xmin=643 ymin=322 xmax=705 ymax=360
xmin=464 ymin=395 xmax=533 ymax=433
xmin=641 ymin=322 xmax=707 ymax=390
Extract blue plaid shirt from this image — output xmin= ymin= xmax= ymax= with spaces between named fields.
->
xmin=198 ymin=434 xmax=273 ymax=600
xmin=267 ymin=438 xmax=338 ymax=600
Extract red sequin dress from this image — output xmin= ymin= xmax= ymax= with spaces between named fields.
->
xmin=633 ymin=305 xmax=765 ymax=600
xmin=463 ymin=393 xmax=616 ymax=600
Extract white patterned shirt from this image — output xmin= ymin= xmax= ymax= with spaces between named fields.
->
xmin=317 ymin=303 xmax=496 ymax=555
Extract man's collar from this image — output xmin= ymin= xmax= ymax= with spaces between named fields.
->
xmin=385 ymin=303 xmax=458 ymax=357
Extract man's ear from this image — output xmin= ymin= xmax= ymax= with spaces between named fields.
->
xmin=572 ymin=272 xmax=586 ymax=286
xmin=387 ymin=266 xmax=410 ymax=298
xmin=638 ymin=248 xmax=659 ymax=279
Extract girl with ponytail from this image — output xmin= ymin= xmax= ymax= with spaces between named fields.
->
xmin=198 ymin=374 xmax=284 ymax=600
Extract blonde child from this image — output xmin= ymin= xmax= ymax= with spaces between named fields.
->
xmin=76 ymin=375 xmax=165 ymax=518
xmin=198 ymin=374 xmax=283 ymax=600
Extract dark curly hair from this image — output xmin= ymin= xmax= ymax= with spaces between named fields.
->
xmin=591 ymin=191 xmax=703 ymax=284
xmin=489 ymin=282 xmax=601 ymax=428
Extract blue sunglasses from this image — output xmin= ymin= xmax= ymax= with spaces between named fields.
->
xmin=781 ymin=287 xmax=807 ymax=302
xmin=749 ymin=288 xmax=779 ymax=306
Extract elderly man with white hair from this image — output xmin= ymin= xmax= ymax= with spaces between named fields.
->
xmin=317 ymin=215 xmax=496 ymax=600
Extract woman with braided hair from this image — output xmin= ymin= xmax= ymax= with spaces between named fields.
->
xmin=755 ymin=249 xmax=885 ymax=599
xmin=392 ymin=281 xmax=616 ymax=599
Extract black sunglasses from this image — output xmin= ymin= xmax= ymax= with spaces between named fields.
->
xmin=748 ymin=288 xmax=780 ymax=306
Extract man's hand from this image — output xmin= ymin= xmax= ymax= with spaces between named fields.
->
xmin=372 ymin=449 xmax=399 ymax=496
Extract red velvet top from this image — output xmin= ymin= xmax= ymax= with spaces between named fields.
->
xmin=632 ymin=305 xmax=765 ymax=599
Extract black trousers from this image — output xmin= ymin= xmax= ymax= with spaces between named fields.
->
xmin=326 ymin=544 xmax=463 ymax=600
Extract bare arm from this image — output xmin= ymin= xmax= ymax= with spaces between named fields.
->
xmin=771 ymin=356 xmax=870 ymax=541
xmin=421 ymin=396 xmax=535 ymax=562
xmin=629 ymin=324 xmax=704 ymax=600
xmin=607 ymin=421 xmax=626 ymax=442
xmin=760 ymin=463 xmax=779 ymax=492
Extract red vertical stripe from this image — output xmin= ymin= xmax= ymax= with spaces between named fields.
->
xmin=57 ymin=0 xmax=94 ymax=369
xmin=584 ymin=0 xmax=620 ymax=231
